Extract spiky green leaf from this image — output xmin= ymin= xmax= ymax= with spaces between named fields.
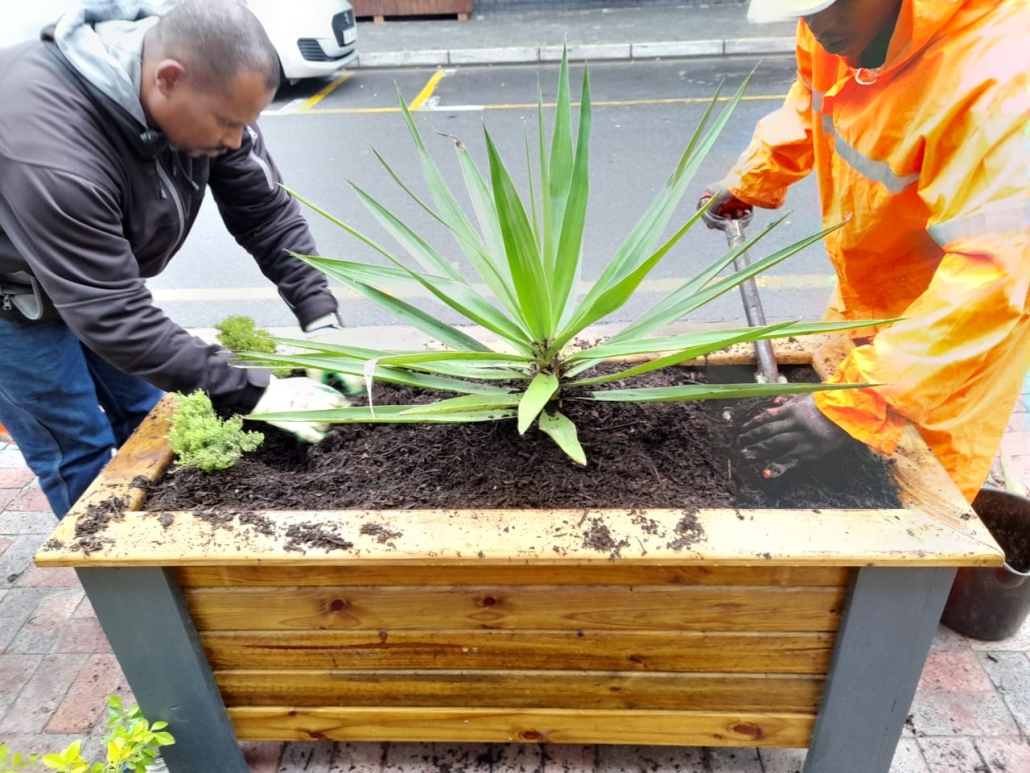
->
xmin=518 ymin=372 xmax=560 ymax=434
xmin=538 ymin=410 xmax=586 ymax=465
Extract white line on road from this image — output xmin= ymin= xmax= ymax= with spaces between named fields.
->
xmin=151 ymin=274 xmax=835 ymax=303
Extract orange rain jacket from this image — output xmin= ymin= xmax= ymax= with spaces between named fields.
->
xmin=725 ymin=0 xmax=1030 ymax=501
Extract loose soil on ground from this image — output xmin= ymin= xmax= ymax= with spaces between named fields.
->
xmin=146 ymin=365 xmax=899 ymax=512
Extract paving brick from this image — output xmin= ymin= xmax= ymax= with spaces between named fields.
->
xmin=8 ymin=587 xmax=85 ymax=654
xmin=0 ymin=467 xmax=34 ymax=490
xmin=890 ymin=738 xmax=930 ymax=772
xmin=243 ymin=741 xmax=286 ymax=773
xmin=758 ymin=747 xmax=807 ymax=772
xmin=1001 ymin=433 xmax=1030 ymax=460
xmin=328 ymin=742 xmax=385 ymax=772
xmin=8 ymin=487 xmax=52 ymax=513
xmin=0 ymin=586 xmax=50 ymax=650
xmin=46 ymin=653 xmax=125 ymax=734
xmin=542 ymin=744 xmax=596 ymax=772
xmin=0 ymin=536 xmax=11 ymax=556
xmin=15 ymin=565 xmax=81 ymax=587
xmin=917 ymin=736 xmax=988 ymax=772
xmin=976 ymin=651 xmax=1030 ymax=736
xmin=917 ymin=650 xmax=995 ymax=692
xmin=975 ymin=736 xmax=1030 ymax=772
xmin=53 ymin=617 xmax=112 ymax=654
xmin=2 ymin=511 xmax=59 ymax=536
xmin=0 ymin=653 xmax=43 ymax=728
xmin=596 ymin=745 xmax=705 ymax=771
xmin=0 ymin=733 xmax=93 ymax=762
xmin=383 ymin=743 xmax=494 ymax=772
xmin=907 ymin=689 xmax=1020 ymax=737
xmin=277 ymin=741 xmax=335 ymax=772
xmin=968 ymin=615 xmax=1030 ymax=653
xmin=0 ymin=534 xmax=45 ymax=589
xmin=0 ymin=488 xmax=20 ymax=511
xmin=0 ymin=653 xmax=87 ymax=734
xmin=0 ymin=448 xmax=27 ymax=468
xmin=72 ymin=595 xmax=95 ymax=619
xmin=489 ymin=743 xmax=545 ymax=771
xmin=706 ymin=747 xmax=762 ymax=772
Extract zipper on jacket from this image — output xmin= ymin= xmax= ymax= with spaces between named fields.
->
xmin=153 ymin=158 xmax=186 ymax=272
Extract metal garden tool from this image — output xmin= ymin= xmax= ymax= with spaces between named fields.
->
xmin=702 ymin=209 xmax=786 ymax=383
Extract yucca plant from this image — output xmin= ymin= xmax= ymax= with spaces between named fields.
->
xmin=243 ymin=50 xmax=878 ymax=465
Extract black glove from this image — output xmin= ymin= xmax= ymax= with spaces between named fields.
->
xmin=697 ymin=182 xmax=754 ymax=224
xmin=738 ymin=394 xmax=857 ymax=478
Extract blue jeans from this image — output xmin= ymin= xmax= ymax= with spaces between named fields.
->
xmin=0 ymin=317 xmax=163 ymax=518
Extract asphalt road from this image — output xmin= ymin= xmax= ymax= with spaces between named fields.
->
xmin=148 ymin=55 xmax=833 ymax=332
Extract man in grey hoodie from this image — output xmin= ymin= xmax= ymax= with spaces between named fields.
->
xmin=0 ymin=0 xmax=349 ymax=518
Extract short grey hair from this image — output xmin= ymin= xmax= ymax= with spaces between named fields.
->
xmin=152 ymin=0 xmax=280 ymax=94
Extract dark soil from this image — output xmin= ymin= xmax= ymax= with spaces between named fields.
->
xmin=145 ymin=365 xmax=900 ymax=512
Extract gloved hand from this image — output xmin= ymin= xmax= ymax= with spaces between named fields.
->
xmin=697 ymin=182 xmax=754 ymax=224
xmin=248 ymin=375 xmax=350 ymax=443
xmin=738 ymin=394 xmax=858 ymax=478
xmin=303 ymin=315 xmax=367 ymax=398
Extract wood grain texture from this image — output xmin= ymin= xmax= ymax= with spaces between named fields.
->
xmin=179 ymin=564 xmax=850 ymax=587
xmin=201 ymin=629 xmax=836 ymax=673
xmin=228 ymin=706 xmax=816 ymax=746
xmin=350 ymin=0 xmax=472 ymax=17
xmin=184 ymin=584 xmax=845 ymax=633
xmin=215 ymin=669 xmax=823 ymax=712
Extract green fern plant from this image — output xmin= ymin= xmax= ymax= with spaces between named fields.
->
xmin=0 ymin=695 xmax=174 ymax=773
xmin=240 ymin=50 xmax=882 ymax=464
xmin=167 ymin=390 xmax=263 ymax=473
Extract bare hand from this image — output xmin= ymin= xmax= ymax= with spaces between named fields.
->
xmin=738 ymin=394 xmax=857 ymax=478
xmin=698 ymin=182 xmax=753 ymax=224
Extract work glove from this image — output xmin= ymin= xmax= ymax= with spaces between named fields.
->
xmin=697 ymin=182 xmax=754 ymax=223
xmin=302 ymin=314 xmax=367 ymax=398
xmin=248 ymin=375 xmax=350 ymax=444
xmin=738 ymin=394 xmax=858 ymax=478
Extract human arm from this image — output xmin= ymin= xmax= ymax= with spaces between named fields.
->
xmin=207 ymin=124 xmax=339 ymax=332
xmin=722 ymin=25 xmax=817 ymax=209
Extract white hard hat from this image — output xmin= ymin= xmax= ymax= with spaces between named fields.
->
xmin=747 ymin=0 xmax=838 ymax=23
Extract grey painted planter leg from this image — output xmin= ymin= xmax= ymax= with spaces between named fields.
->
xmin=804 ymin=566 xmax=956 ymax=773
xmin=77 ymin=567 xmax=248 ymax=773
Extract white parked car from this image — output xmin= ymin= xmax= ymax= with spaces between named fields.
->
xmin=0 ymin=0 xmax=358 ymax=82
xmin=246 ymin=0 xmax=358 ymax=81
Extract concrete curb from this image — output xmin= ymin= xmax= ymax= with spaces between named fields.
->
xmin=355 ymin=36 xmax=795 ymax=68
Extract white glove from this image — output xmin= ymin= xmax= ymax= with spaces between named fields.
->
xmin=303 ymin=316 xmax=367 ymax=397
xmin=248 ymin=375 xmax=349 ymax=443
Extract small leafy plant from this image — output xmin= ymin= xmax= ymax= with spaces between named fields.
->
xmin=241 ymin=50 xmax=879 ymax=464
xmin=167 ymin=390 xmax=263 ymax=473
xmin=215 ymin=316 xmax=291 ymax=378
xmin=0 ymin=695 xmax=174 ymax=773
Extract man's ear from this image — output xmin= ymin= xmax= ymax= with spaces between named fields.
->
xmin=154 ymin=60 xmax=187 ymax=96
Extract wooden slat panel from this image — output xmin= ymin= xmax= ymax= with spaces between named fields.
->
xmin=178 ymin=564 xmax=850 ymax=588
xmin=186 ymin=585 xmax=844 ymax=633
xmin=201 ymin=629 xmax=835 ymax=673
xmin=215 ymin=669 xmax=823 ymax=712
xmin=229 ymin=706 xmax=815 ymax=747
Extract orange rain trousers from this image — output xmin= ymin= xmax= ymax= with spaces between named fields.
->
xmin=725 ymin=0 xmax=1030 ymax=501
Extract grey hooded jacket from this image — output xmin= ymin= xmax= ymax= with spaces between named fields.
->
xmin=0 ymin=1 xmax=339 ymax=412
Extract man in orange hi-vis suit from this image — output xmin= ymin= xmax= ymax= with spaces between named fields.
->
xmin=704 ymin=0 xmax=1030 ymax=502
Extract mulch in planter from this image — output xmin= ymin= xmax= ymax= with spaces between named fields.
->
xmin=146 ymin=365 xmax=900 ymax=512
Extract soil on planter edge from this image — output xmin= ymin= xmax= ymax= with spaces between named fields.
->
xmin=145 ymin=365 xmax=900 ymax=513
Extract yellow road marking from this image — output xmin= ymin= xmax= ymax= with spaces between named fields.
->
xmin=297 ymin=72 xmax=353 ymax=113
xmin=409 ymin=69 xmax=448 ymax=111
xmin=296 ymin=93 xmax=789 ymax=116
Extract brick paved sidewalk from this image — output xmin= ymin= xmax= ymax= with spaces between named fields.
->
xmin=1 ymin=388 xmax=1028 ymax=772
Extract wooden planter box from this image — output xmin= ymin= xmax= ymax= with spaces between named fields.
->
xmin=35 ymin=334 xmax=1001 ymax=773
xmin=351 ymin=0 xmax=472 ymax=22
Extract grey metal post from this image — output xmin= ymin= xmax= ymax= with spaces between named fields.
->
xmin=77 ymin=567 xmax=249 ymax=773
xmin=804 ymin=566 xmax=956 ymax=773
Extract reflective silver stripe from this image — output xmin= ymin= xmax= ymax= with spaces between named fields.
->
xmin=812 ymin=88 xmax=824 ymax=112
xmin=928 ymin=205 xmax=1030 ymax=247
xmin=821 ymin=115 xmax=919 ymax=194
xmin=244 ymin=127 xmax=275 ymax=192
